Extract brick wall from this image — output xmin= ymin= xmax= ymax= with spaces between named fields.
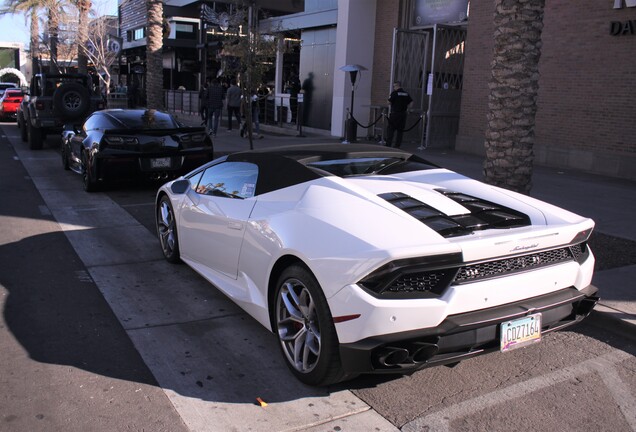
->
xmin=457 ymin=0 xmax=636 ymax=179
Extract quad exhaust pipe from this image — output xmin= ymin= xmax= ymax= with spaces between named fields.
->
xmin=150 ymin=172 xmax=170 ymax=181
xmin=374 ymin=342 xmax=440 ymax=367
xmin=376 ymin=347 xmax=410 ymax=367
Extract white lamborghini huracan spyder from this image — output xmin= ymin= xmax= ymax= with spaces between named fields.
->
xmin=155 ymin=144 xmax=598 ymax=386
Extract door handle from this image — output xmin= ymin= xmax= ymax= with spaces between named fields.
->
xmin=228 ymin=221 xmax=243 ymax=230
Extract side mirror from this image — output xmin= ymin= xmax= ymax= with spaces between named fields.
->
xmin=170 ymin=178 xmax=190 ymax=194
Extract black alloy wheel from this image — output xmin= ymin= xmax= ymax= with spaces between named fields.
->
xmin=61 ymin=142 xmax=70 ymax=170
xmin=81 ymin=152 xmax=98 ymax=192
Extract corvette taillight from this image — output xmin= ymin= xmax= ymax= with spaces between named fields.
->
xmin=104 ymin=136 xmax=138 ymax=146
xmin=179 ymin=133 xmax=208 ymax=148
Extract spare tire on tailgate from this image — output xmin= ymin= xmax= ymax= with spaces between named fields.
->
xmin=53 ymin=82 xmax=91 ymax=120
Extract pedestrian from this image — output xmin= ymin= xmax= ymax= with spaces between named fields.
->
xmin=199 ymin=79 xmax=209 ymax=125
xmin=287 ymin=74 xmax=301 ymax=124
xmin=385 ymin=81 xmax=412 ymax=148
xmin=226 ymin=79 xmax=241 ymax=131
xmin=205 ymin=78 xmax=224 ymax=137
xmin=240 ymin=88 xmax=266 ymax=139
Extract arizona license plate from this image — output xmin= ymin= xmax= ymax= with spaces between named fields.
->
xmin=500 ymin=313 xmax=542 ymax=352
xmin=150 ymin=157 xmax=171 ymax=168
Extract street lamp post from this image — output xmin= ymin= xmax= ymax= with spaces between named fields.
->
xmin=339 ymin=64 xmax=366 ymax=143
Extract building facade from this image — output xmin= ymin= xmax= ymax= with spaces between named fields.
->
xmin=114 ymin=0 xmax=636 ymax=180
xmin=456 ymin=0 xmax=636 ymax=180
xmin=270 ymin=0 xmax=636 ymax=180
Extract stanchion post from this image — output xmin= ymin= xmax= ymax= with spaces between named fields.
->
xmin=417 ymin=111 xmax=427 ymax=150
xmin=342 ymin=109 xmax=351 ymax=144
xmin=296 ymin=94 xmax=305 ymax=137
xmin=379 ymin=108 xmax=386 ymax=145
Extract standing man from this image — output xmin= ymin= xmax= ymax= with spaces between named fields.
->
xmin=206 ymin=78 xmax=224 ymax=137
xmin=226 ymin=79 xmax=242 ymax=131
xmin=386 ymin=81 xmax=412 ymax=148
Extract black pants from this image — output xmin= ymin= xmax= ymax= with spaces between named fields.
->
xmin=227 ymin=105 xmax=241 ymax=130
xmin=386 ymin=111 xmax=407 ymax=148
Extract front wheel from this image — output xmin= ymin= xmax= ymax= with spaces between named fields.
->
xmin=157 ymin=195 xmax=181 ymax=263
xmin=274 ymin=265 xmax=345 ymax=386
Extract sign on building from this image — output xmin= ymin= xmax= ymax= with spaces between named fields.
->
xmin=411 ymin=0 xmax=469 ymax=28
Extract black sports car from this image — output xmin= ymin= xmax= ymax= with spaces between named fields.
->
xmin=61 ymin=108 xmax=214 ymax=191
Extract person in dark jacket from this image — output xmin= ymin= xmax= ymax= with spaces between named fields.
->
xmin=205 ymin=78 xmax=224 ymax=136
xmin=226 ymin=80 xmax=242 ymax=131
xmin=199 ymin=80 xmax=208 ymax=124
xmin=385 ymin=81 xmax=413 ymax=148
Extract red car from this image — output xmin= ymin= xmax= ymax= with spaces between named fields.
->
xmin=0 ymin=89 xmax=24 ymax=121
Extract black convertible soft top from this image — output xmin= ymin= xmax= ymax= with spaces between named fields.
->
xmin=225 ymin=143 xmax=439 ymax=196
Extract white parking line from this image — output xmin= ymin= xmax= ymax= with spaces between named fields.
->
xmin=401 ymin=350 xmax=633 ymax=432
xmin=590 ymin=354 xmax=636 ymax=430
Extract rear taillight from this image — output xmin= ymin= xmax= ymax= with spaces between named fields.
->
xmin=36 ymin=101 xmax=45 ymax=110
xmin=179 ymin=133 xmax=208 ymax=148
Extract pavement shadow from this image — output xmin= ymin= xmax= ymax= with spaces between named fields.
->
xmin=0 ymin=230 xmax=161 ymax=387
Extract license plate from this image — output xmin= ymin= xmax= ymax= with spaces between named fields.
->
xmin=150 ymin=157 xmax=171 ymax=168
xmin=500 ymin=313 xmax=542 ymax=352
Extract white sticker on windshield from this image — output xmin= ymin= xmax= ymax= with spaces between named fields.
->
xmin=241 ymin=183 xmax=255 ymax=197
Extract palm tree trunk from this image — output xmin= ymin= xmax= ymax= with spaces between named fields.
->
xmin=30 ymin=8 xmax=39 ymax=71
xmin=483 ymin=0 xmax=545 ymax=194
xmin=145 ymin=0 xmax=164 ymax=109
xmin=77 ymin=0 xmax=91 ymax=74
xmin=48 ymin=8 xmax=59 ymax=73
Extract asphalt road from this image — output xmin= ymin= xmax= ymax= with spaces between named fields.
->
xmin=1 ymin=122 xmax=635 ymax=432
xmin=0 ymin=123 xmax=188 ymax=431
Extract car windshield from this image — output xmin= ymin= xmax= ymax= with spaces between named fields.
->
xmin=306 ymin=157 xmax=401 ymax=176
xmin=111 ymin=109 xmax=179 ymax=130
xmin=304 ymin=156 xmax=441 ymax=177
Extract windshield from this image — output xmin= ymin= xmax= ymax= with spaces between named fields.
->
xmin=110 ymin=109 xmax=179 ymax=129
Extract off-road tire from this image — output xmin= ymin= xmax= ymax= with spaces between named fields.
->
xmin=28 ymin=123 xmax=43 ymax=150
xmin=18 ymin=114 xmax=27 ymax=142
xmin=53 ymin=82 xmax=91 ymax=120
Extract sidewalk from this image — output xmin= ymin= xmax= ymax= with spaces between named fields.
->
xmin=173 ymin=111 xmax=636 ymax=329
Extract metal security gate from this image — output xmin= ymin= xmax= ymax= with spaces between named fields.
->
xmin=390 ymin=29 xmax=429 ymax=147
xmin=391 ymin=24 xmax=467 ymax=148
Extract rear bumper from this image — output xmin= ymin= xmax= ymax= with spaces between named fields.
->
xmin=93 ymin=150 xmax=214 ymax=182
xmin=0 ymin=105 xmax=19 ymax=117
xmin=338 ymin=285 xmax=599 ymax=375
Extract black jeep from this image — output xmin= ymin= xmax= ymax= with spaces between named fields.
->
xmin=17 ymin=73 xmax=105 ymax=149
